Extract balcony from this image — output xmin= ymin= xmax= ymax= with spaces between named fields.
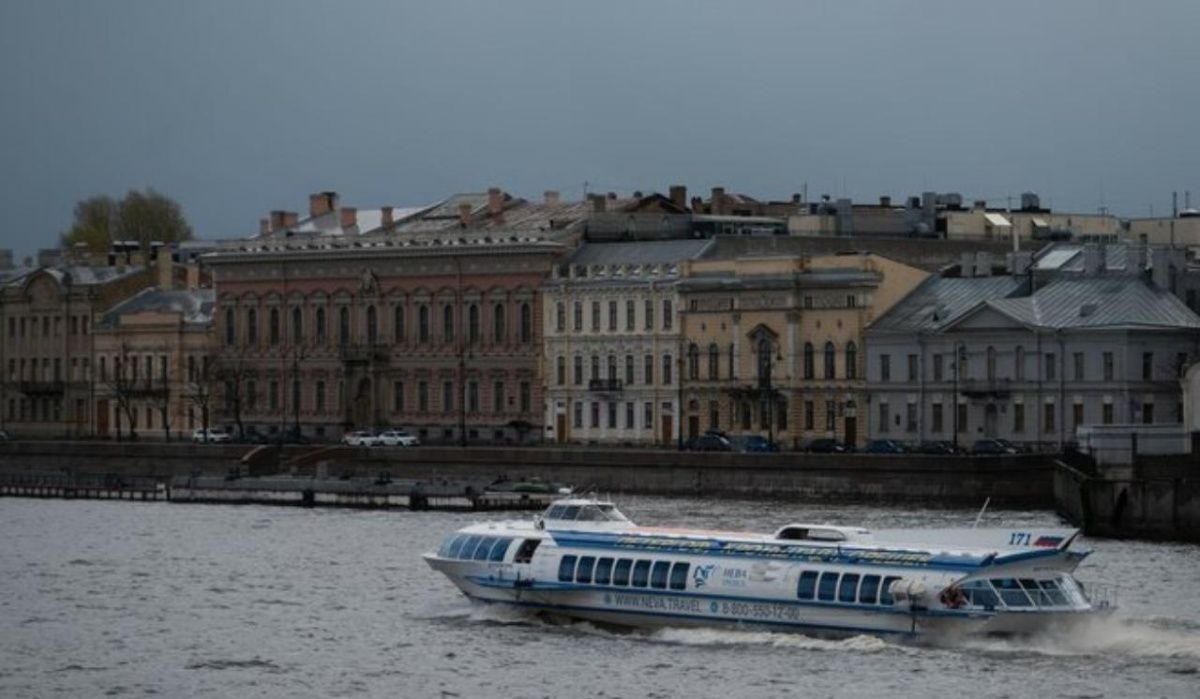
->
xmin=588 ymin=378 xmax=623 ymax=392
xmin=339 ymin=344 xmax=392 ymax=365
xmin=124 ymin=378 xmax=170 ymax=397
xmin=959 ymin=378 xmax=1012 ymax=399
xmin=18 ymin=381 xmax=65 ymax=395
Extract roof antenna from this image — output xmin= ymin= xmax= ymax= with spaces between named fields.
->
xmin=971 ymin=497 xmax=991 ymax=529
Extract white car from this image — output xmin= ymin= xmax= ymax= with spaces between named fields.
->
xmin=192 ymin=428 xmax=231 ymax=444
xmin=377 ymin=429 xmax=420 ymax=447
xmin=342 ymin=430 xmax=380 ymax=447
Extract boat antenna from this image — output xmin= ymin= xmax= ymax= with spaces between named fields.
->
xmin=971 ymin=497 xmax=991 ymax=529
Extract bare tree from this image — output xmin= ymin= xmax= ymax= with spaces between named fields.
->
xmin=185 ymin=350 xmax=217 ymax=441
xmin=106 ymin=342 xmax=139 ymax=442
xmin=148 ymin=345 xmax=173 ymax=441
xmin=217 ymin=356 xmax=256 ymax=439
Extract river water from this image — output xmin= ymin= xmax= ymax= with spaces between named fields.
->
xmin=1 ymin=497 xmax=1198 ymax=698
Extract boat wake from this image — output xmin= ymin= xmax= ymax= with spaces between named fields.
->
xmin=647 ymin=627 xmax=897 ymax=654
xmin=950 ymin=614 xmax=1200 ymax=660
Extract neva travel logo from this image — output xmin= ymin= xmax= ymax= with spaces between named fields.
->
xmin=693 ymin=564 xmax=716 ymax=589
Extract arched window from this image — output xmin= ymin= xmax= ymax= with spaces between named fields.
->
xmin=468 ymin=304 xmax=479 ymax=344
xmin=315 ymin=306 xmax=326 ymax=344
xmin=803 ymin=342 xmax=814 ymax=379
xmin=708 ymin=343 xmax=720 ymax=380
xmin=824 ymin=341 xmax=836 ymax=379
xmin=757 ymin=339 xmax=773 ymax=383
xmin=393 ymin=305 xmax=405 ymax=342
xmin=418 ymin=305 xmax=429 ymax=343
xmin=269 ymin=308 xmax=280 ymax=345
xmin=247 ymin=308 xmax=258 ymax=346
xmin=338 ymin=307 xmax=349 ymax=346
xmin=520 ymin=302 xmax=532 ymax=343
xmin=493 ymin=303 xmax=506 ymax=343
xmin=443 ymin=304 xmax=454 ymax=343
xmin=366 ymin=305 xmax=378 ymax=345
xmin=845 ymin=341 xmax=858 ymax=380
xmin=224 ymin=308 xmax=235 ymax=346
xmin=687 ymin=343 xmax=700 ymax=381
xmin=291 ymin=307 xmax=302 ymax=345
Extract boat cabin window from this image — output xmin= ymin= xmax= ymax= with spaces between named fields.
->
xmin=776 ymin=526 xmax=847 ymax=542
xmin=460 ymin=536 xmax=481 ymax=560
xmin=595 ymin=558 xmax=613 ymax=585
xmin=613 ymin=559 xmax=632 ymax=586
xmin=650 ymin=561 xmax=670 ymax=589
xmin=441 ymin=535 xmax=466 ymax=558
xmin=817 ymin=572 xmax=839 ymax=601
xmin=961 ymin=578 xmax=1071 ymax=609
xmin=797 ymin=571 xmax=818 ymax=600
xmin=472 ymin=537 xmax=497 ymax=561
xmin=990 ymin=578 xmax=1033 ymax=607
xmin=488 ymin=538 xmax=511 ymax=562
xmin=859 ymin=575 xmax=881 ymax=604
xmin=558 ymin=555 xmax=577 ymax=582
xmin=543 ymin=502 xmax=629 ymax=523
xmin=960 ymin=580 xmax=1000 ymax=609
xmin=1039 ymin=579 xmax=1069 ymax=607
xmin=669 ymin=563 xmax=689 ymax=591
xmin=576 ymin=556 xmax=596 ymax=584
xmin=879 ymin=576 xmax=902 ymax=606
xmin=632 ymin=560 xmax=651 ymax=588
xmin=513 ymin=539 xmax=540 ymax=564
xmin=838 ymin=573 xmax=860 ymax=603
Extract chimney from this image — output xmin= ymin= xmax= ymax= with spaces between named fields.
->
xmin=1082 ymin=244 xmax=1103 ymax=276
xmin=309 ymin=191 xmax=338 ymax=218
xmin=792 ymin=193 xmax=802 ymax=205
xmin=185 ymin=264 xmax=200 ymax=290
xmin=282 ymin=211 xmax=299 ymax=228
xmin=340 ymin=207 xmax=358 ymax=230
xmin=691 ymin=196 xmax=703 ymax=211
xmin=543 ymin=190 xmax=560 ymax=205
xmin=973 ymin=199 xmax=987 ymax=210
xmin=487 ymin=187 xmax=504 ymax=217
xmin=269 ymin=210 xmax=286 ymax=231
xmin=591 ymin=194 xmax=606 ymax=213
xmin=960 ymin=252 xmax=974 ymax=278
xmin=975 ymin=252 xmax=993 ymax=277
xmin=156 ymin=247 xmax=173 ymax=290
xmin=458 ymin=202 xmax=473 ymax=227
xmin=259 ymin=218 xmax=269 ymax=236
xmin=669 ymin=185 xmax=687 ymax=210
xmin=711 ymin=187 xmax=726 ymax=216
xmin=380 ymin=206 xmax=394 ymax=227
xmin=879 ymin=196 xmax=891 ymax=208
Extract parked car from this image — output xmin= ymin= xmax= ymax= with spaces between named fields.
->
xmin=192 ymin=428 xmax=231 ymax=444
xmin=238 ymin=427 xmax=269 ymax=444
xmin=805 ymin=438 xmax=850 ymax=454
xmin=863 ymin=439 xmax=907 ymax=454
xmin=972 ymin=438 xmax=1019 ymax=455
xmin=0 ymin=429 xmax=9 ymax=442
xmin=685 ymin=433 xmax=732 ymax=451
xmin=915 ymin=440 xmax=963 ymax=455
xmin=377 ymin=429 xmax=420 ymax=447
xmin=342 ymin=430 xmax=379 ymax=447
xmin=732 ymin=435 xmax=779 ymax=453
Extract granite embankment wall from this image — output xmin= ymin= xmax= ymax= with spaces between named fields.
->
xmin=0 ymin=442 xmax=1055 ymax=507
xmin=1054 ymin=460 xmax=1200 ymax=542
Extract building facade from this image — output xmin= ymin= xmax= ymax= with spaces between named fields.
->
xmin=540 ymin=240 xmax=712 ymax=445
xmin=866 ymin=266 xmax=1200 ymax=450
xmin=207 ymin=234 xmax=562 ymax=443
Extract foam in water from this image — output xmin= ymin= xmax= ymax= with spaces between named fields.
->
xmin=951 ymin=614 xmax=1200 ymax=660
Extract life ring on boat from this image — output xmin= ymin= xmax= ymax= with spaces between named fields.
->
xmin=939 ymin=586 xmax=966 ymax=609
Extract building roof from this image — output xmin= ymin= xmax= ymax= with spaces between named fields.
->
xmin=985 ymin=276 xmax=1200 ymax=330
xmin=98 ymin=287 xmax=215 ymax=329
xmin=569 ymin=239 xmax=714 ymax=267
xmin=868 ymin=274 xmax=1028 ymax=333
xmin=1032 ymin=243 xmax=1133 ymax=272
xmin=2 ymin=264 xmax=146 ymax=289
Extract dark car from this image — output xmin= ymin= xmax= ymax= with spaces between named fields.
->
xmin=915 ymin=440 xmax=962 ymax=455
xmin=685 ymin=433 xmax=732 ymax=452
xmin=238 ymin=427 xmax=269 ymax=444
xmin=863 ymin=439 xmax=907 ymax=454
xmin=972 ymin=438 xmax=1019 ymax=455
xmin=805 ymin=438 xmax=850 ymax=454
xmin=733 ymin=435 xmax=779 ymax=453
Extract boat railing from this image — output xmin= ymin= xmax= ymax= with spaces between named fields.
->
xmin=1079 ymin=580 xmax=1117 ymax=610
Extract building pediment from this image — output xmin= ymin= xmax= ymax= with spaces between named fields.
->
xmin=746 ymin=323 xmax=779 ymax=342
xmin=943 ymin=302 xmax=1030 ymax=332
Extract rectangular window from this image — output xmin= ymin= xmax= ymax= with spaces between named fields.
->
xmin=418 ymin=381 xmax=429 ymax=412
xmin=316 ymin=381 xmax=327 ymax=414
xmin=625 ymin=300 xmax=635 ymax=331
xmin=907 ymin=354 xmax=918 ymax=382
xmin=574 ymin=356 xmax=583 ymax=385
xmin=626 ymin=402 xmax=635 ymax=429
xmin=644 ymin=299 xmax=653 ymax=330
xmin=933 ymin=354 xmax=944 ymax=382
xmin=492 ymin=381 xmax=504 ymax=413
xmin=1073 ymin=352 xmax=1084 ymax=381
xmin=631 ymin=560 xmax=651 ymax=588
xmin=662 ymin=355 xmax=672 ymax=385
xmin=590 ymin=402 xmax=599 ymax=428
xmin=1046 ymin=353 xmax=1057 ymax=381
xmin=573 ymin=401 xmax=583 ymax=429
xmin=613 ymin=559 xmax=632 ymax=586
xmin=817 ymin=572 xmax=839 ymax=602
xmin=644 ymin=402 xmax=653 ymax=429
xmin=859 ymin=575 xmax=881 ymax=604
xmin=905 ymin=403 xmax=917 ymax=432
xmin=804 ymin=401 xmax=814 ymax=431
xmin=608 ymin=301 xmax=617 ymax=331
xmin=880 ymin=354 xmax=891 ymax=382
xmin=662 ymin=300 xmax=672 ymax=330
xmin=709 ymin=400 xmax=719 ymax=430
xmin=625 ymin=355 xmax=635 ymax=386
xmin=957 ymin=403 xmax=968 ymax=433
xmin=825 ymin=400 xmax=836 ymax=431
xmin=558 ymin=555 xmax=577 ymax=582
xmin=1072 ymin=403 xmax=1084 ymax=431
xmin=1143 ymin=402 xmax=1155 ymax=424
xmin=838 ymin=573 xmax=860 ymax=603
xmin=607 ymin=401 xmax=616 ymax=428
xmin=644 ymin=354 xmax=653 ymax=385
xmin=797 ymin=571 xmax=819 ymax=600
xmin=1102 ymin=402 xmax=1114 ymax=424
xmin=269 ymin=380 xmax=279 ymax=411
xmin=591 ymin=301 xmax=600 ymax=331
xmin=1044 ymin=402 xmax=1056 ymax=433
xmin=573 ymin=302 xmax=583 ymax=331
xmin=442 ymin=381 xmax=454 ymax=413
xmin=880 ymin=576 xmax=902 ymax=606
xmin=595 ymin=558 xmax=613 ymax=585
xmin=519 ymin=381 xmax=531 ymax=414
xmin=575 ymin=556 xmax=595 ymax=584
xmin=931 ymin=403 xmax=944 ymax=432
xmin=669 ymin=563 xmax=689 ymax=591
xmin=1142 ymin=352 xmax=1153 ymax=381
xmin=1103 ymin=352 xmax=1114 ymax=381
xmin=1013 ymin=403 xmax=1025 ymax=433
xmin=878 ymin=403 xmax=889 ymax=434
xmin=650 ymin=561 xmax=670 ymax=589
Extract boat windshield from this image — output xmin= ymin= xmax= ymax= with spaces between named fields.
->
xmin=957 ymin=575 xmax=1081 ymax=609
xmin=544 ymin=503 xmax=628 ymax=523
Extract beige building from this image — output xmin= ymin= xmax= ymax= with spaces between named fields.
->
xmin=92 ymin=278 xmax=214 ymax=441
xmin=676 ymin=253 xmax=927 ymax=448
xmin=1127 ymin=215 xmax=1200 ymax=247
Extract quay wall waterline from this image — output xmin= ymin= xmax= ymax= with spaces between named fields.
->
xmin=0 ymin=442 xmax=1054 ymax=507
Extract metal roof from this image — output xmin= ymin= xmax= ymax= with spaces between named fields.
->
xmin=569 ymin=239 xmax=714 ymax=267
xmin=985 ymin=276 xmax=1200 ymax=330
xmin=99 ymin=287 xmax=215 ymax=328
xmin=868 ymin=274 xmax=1028 ymax=333
xmin=984 ymin=213 xmax=1012 ymax=227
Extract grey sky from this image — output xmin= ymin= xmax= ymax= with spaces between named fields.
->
xmin=2 ymin=0 xmax=1197 ymax=256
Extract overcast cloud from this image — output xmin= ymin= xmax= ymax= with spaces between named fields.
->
xmin=1 ymin=0 xmax=1197 ymax=256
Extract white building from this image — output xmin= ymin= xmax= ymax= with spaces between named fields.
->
xmin=541 ymin=240 xmax=712 ymax=445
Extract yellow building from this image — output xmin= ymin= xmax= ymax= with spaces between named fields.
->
xmin=676 ymin=253 xmax=927 ymax=448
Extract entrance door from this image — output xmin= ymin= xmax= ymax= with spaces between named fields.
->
xmin=661 ymin=415 xmax=673 ymax=446
xmin=353 ymin=378 xmax=372 ymax=428
xmin=96 ymin=399 xmax=109 ymax=436
xmin=688 ymin=416 xmax=699 ymax=441
xmin=556 ymin=413 xmax=567 ymax=444
xmin=984 ymin=404 xmax=998 ymax=438
xmin=843 ymin=416 xmax=857 ymax=446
